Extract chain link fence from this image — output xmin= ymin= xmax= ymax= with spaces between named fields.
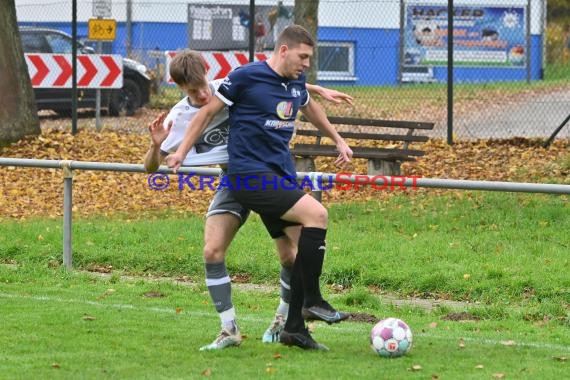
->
xmin=15 ymin=0 xmax=570 ymax=140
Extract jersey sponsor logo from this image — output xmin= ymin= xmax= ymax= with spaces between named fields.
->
xmin=291 ymin=88 xmax=301 ymax=98
xmin=276 ymin=101 xmax=294 ymax=119
xmin=264 ymin=120 xmax=295 ymax=129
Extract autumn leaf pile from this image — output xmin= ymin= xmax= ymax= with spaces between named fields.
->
xmin=0 ymin=114 xmax=568 ymax=220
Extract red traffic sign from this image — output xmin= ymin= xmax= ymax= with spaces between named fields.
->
xmin=165 ymin=51 xmax=270 ymax=83
xmin=25 ymin=54 xmax=123 ymax=89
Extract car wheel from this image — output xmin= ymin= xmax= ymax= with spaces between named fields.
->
xmin=109 ymin=78 xmax=142 ymax=117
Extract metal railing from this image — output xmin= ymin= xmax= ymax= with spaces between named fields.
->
xmin=1 ymin=157 xmax=568 ymax=270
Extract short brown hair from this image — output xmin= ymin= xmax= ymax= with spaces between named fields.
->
xmin=169 ymin=50 xmax=207 ymax=87
xmin=275 ymin=24 xmax=315 ymax=52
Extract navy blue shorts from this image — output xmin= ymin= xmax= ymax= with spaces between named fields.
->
xmin=227 ymin=173 xmax=304 ymax=238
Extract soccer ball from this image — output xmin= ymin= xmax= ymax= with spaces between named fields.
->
xmin=370 ymin=318 xmax=413 ymax=357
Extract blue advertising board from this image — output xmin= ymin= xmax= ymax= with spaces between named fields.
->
xmin=405 ymin=5 xmax=527 ymax=68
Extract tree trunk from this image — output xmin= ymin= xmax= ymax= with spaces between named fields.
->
xmin=294 ymin=0 xmax=319 ymax=84
xmin=0 ymin=0 xmax=40 ymax=146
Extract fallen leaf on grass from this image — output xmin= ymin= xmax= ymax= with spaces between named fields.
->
xmin=82 ymin=314 xmax=96 ymax=321
xmin=500 ymin=340 xmax=516 ymax=346
xmin=201 ymin=368 xmax=211 ymax=376
xmin=552 ymin=356 xmax=567 ymax=362
xmin=475 ymin=364 xmax=484 ymax=369
xmin=51 ymin=363 xmax=60 ymax=369
xmin=458 ymin=338 xmax=466 ymax=349
xmin=409 ymin=364 xmax=423 ymax=371
xmin=175 ymin=307 xmax=183 ymax=314
xmin=492 ymin=373 xmax=506 ymax=379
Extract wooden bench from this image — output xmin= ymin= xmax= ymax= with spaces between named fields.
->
xmin=291 ymin=116 xmax=435 ymax=175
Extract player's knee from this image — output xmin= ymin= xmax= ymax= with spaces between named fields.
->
xmin=310 ymin=206 xmax=328 ymax=228
xmin=281 ymin=257 xmax=295 ymax=267
xmin=275 ymin=238 xmax=296 ymax=266
xmin=203 ymin=243 xmax=226 ymax=262
xmin=278 ymin=248 xmax=296 ymax=266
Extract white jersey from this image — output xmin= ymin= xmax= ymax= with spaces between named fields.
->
xmin=160 ymin=79 xmax=229 ymax=166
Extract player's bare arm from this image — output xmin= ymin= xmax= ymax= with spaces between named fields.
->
xmin=166 ymin=96 xmax=226 ymax=172
xmin=301 ymin=97 xmax=353 ymax=166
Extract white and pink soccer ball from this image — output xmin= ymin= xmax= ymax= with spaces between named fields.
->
xmin=370 ymin=317 xmax=413 ymax=357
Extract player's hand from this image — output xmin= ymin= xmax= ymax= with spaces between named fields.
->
xmin=319 ymin=88 xmax=354 ymax=106
xmin=334 ymin=141 xmax=353 ymax=167
xmin=165 ymin=152 xmax=183 ymax=173
xmin=148 ymin=112 xmax=171 ymax=147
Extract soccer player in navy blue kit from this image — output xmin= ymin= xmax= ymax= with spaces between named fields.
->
xmin=168 ymin=25 xmax=353 ymax=350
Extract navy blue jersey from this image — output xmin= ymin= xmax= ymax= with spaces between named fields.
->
xmin=215 ymin=61 xmax=309 ymax=178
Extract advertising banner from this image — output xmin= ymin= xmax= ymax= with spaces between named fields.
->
xmin=404 ymin=5 xmax=527 ymax=68
xmin=188 ymin=3 xmax=293 ymax=51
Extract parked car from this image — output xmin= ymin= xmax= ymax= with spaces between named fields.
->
xmin=19 ymin=27 xmax=151 ymax=116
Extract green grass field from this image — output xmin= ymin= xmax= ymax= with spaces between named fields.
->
xmin=0 ymin=192 xmax=568 ymax=378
